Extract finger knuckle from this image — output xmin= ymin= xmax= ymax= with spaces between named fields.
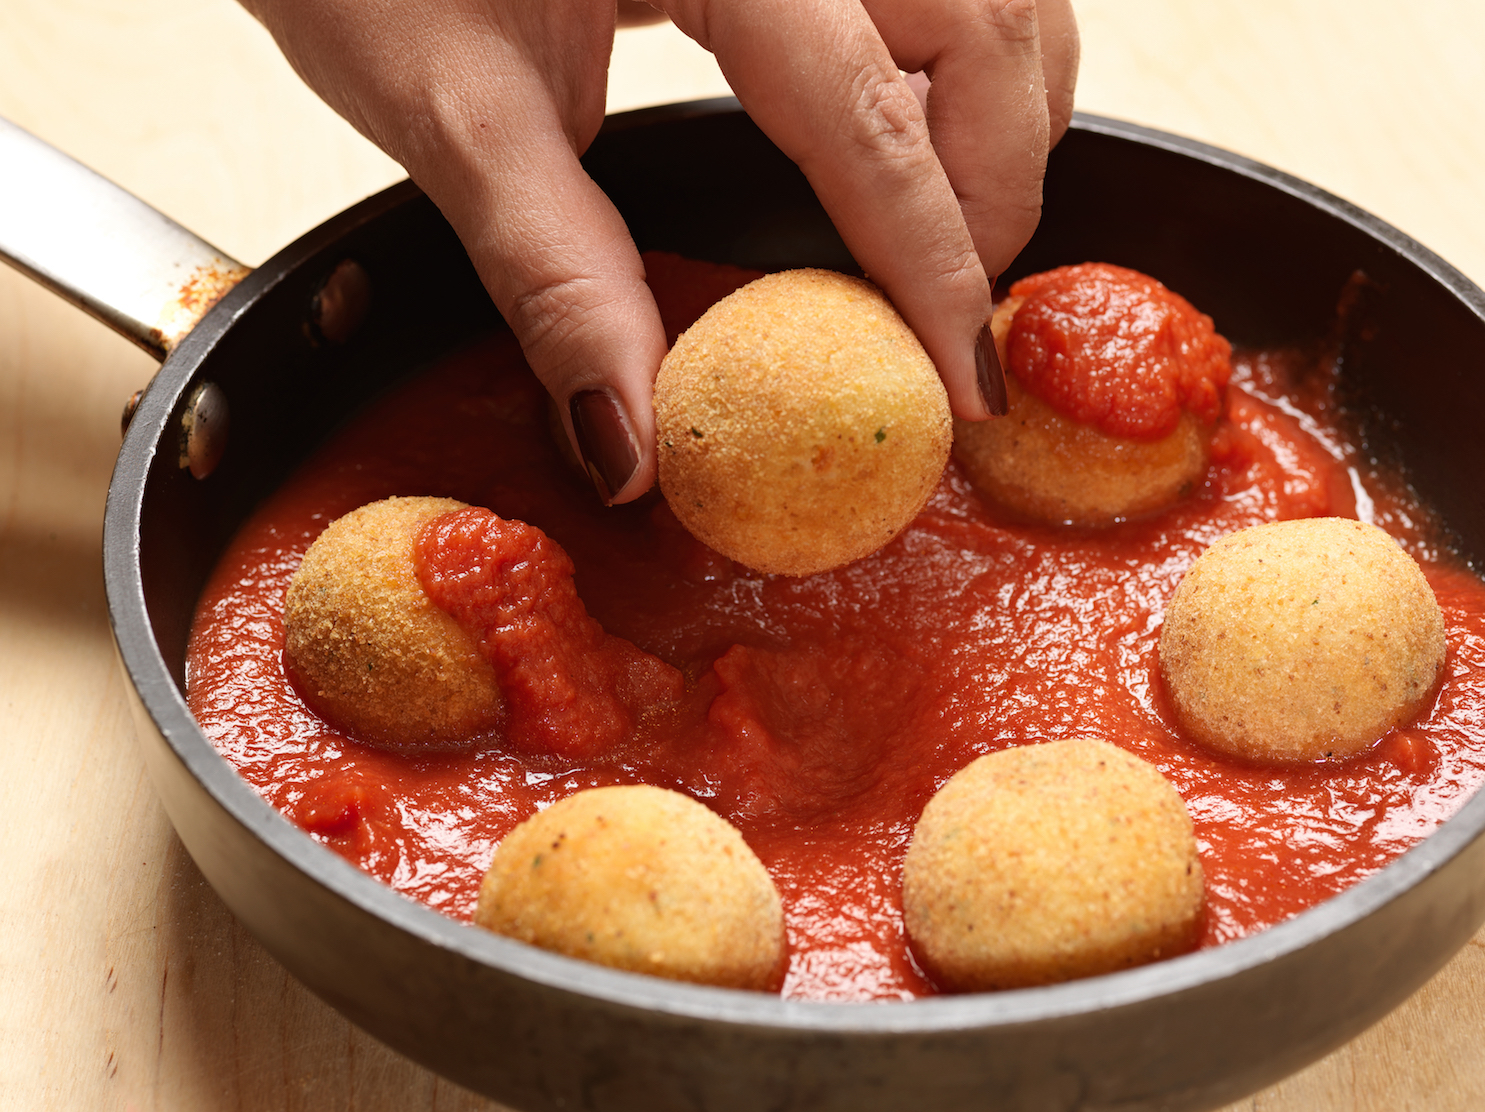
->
xmin=963 ymin=191 xmax=1043 ymax=240
xmin=976 ymin=0 xmax=1041 ymax=47
xmin=929 ymin=249 xmax=991 ymax=296
xmin=508 ymin=273 xmax=608 ymax=370
xmin=844 ymin=71 xmax=930 ymax=165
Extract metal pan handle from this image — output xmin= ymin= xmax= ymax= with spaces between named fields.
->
xmin=0 ymin=115 xmax=250 ymax=361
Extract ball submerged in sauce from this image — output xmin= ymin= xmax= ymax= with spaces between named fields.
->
xmin=903 ymin=738 xmax=1204 ymax=990
xmin=186 ymin=254 xmax=1485 ymax=1002
xmin=1161 ymin=517 xmax=1447 ymax=763
xmin=476 ymin=784 xmax=785 ymax=990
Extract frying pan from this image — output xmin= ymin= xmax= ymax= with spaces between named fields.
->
xmin=6 ymin=100 xmax=1485 ymax=1111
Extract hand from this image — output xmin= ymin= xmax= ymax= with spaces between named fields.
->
xmin=240 ymin=0 xmax=1078 ymax=503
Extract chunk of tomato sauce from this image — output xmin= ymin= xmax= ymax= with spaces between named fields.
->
xmin=187 ymin=256 xmax=1485 ymax=1002
xmin=1007 ymin=262 xmax=1233 ymax=439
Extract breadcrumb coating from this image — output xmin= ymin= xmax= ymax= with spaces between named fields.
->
xmin=903 ymin=738 xmax=1204 ymax=991
xmin=1160 ymin=517 xmax=1446 ymax=762
xmin=655 ymin=269 xmax=951 ymax=576
xmin=283 ymin=496 xmax=503 ymax=751
xmin=477 ymin=785 xmax=785 ymax=989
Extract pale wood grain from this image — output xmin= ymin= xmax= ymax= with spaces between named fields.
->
xmin=1076 ymin=1 xmax=1485 ymax=291
xmin=2 ymin=1 xmax=1484 ymax=1109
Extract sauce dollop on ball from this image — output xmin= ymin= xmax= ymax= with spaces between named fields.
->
xmin=1007 ymin=262 xmax=1230 ymax=438
xmin=654 ymin=269 xmax=951 ymax=576
xmin=954 ymin=263 xmax=1232 ymax=526
xmin=415 ymin=506 xmax=685 ymax=759
xmin=1160 ymin=517 xmax=1447 ymax=762
xmin=283 ymin=496 xmax=503 ymax=751
xmin=285 ymin=496 xmax=685 ymax=757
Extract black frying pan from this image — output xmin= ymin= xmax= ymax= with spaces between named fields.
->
xmin=19 ymin=100 xmax=1485 ymax=1111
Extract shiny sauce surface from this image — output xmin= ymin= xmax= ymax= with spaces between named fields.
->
xmin=187 ymin=257 xmax=1485 ymax=1001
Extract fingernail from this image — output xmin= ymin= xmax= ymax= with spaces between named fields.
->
xmin=975 ymin=321 xmax=1008 ymax=417
xmin=569 ymin=388 xmax=640 ymax=504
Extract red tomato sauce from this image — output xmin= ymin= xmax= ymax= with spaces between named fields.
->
xmin=413 ymin=509 xmax=686 ymax=759
xmin=1007 ymin=262 xmax=1233 ymax=438
xmin=186 ymin=256 xmax=1485 ymax=1002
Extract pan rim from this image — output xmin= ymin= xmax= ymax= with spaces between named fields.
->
xmin=102 ymin=100 xmax=1485 ymax=1038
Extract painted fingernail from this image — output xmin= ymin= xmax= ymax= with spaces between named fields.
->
xmin=976 ymin=321 xmax=1008 ymax=417
xmin=569 ymin=388 xmax=639 ymax=504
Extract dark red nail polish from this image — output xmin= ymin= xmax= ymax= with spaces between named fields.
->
xmin=975 ymin=321 xmax=1008 ymax=416
xmin=568 ymin=388 xmax=639 ymax=504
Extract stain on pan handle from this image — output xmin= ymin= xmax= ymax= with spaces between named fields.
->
xmin=0 ymin=115 xmax=250 ymax=359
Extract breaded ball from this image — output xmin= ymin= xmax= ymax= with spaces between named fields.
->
xmin=953 ymin=297 xmax=1214 ymax=526
xmin=283 ymin=496 xmax=502 ymax=751
xmin=956 ymin=258 xmax=1235 ymax=528
xmin=954 ymin=371 xmax=1211 ymax=526
xmin=1159 ymin=517 xmax=1446 ymax=762
xmin=903 ymin=738 xmax=1204 ymax=991
xmin=654 ymin=269 xmax=951 ymax=577
xmin=476 ymin=785 xmax=785 ymax=989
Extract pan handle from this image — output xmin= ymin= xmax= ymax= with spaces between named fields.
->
xmin=0 ymin=116 xmax=251 ymax=362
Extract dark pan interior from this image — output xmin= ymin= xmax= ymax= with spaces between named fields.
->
xmin=105 ymin=104 xmax=1485 ymax=1112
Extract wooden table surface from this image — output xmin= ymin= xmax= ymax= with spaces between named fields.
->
xmin=4 ymin=2 xmax=1485 ymax=1108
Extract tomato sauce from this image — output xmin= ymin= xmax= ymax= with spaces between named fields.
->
xmin=186 ymin=256 xmax=1485 ymax=1002
xmin=1007 ymin=262 xmax=1232 ymax=438
xmin=413 ymin=509 xmax=685 ymax=759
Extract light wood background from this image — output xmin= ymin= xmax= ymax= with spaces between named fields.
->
xmin=4 ymin=2 xmax=1485 ymax=1109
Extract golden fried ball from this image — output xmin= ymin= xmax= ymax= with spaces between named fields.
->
xmin=1159 ymin=517 xmax=1446 ymax=763
xmin=902 ymin=738 xmax=1204 ymax=991
xmin=476 ymin=785 xmax=785 ymax=989
xmin=953 ymin=298 xmax=1213 ymax=526
xmin=654 ymin=269 xmax=951 ymax=577
xmin=283 ymin=496 xmax=502 ymax=751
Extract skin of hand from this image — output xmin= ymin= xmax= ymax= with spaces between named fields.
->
xmin=239 ymin=0 xmax=1079 ymax=504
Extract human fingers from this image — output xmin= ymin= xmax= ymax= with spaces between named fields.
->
xmin=438 ymin=117 xmax=669 ymax=505
xmin=663 ymin=0 xmax=1004 ymax=421
xmin=242 ymin=0 xmax=668 ymax=503
xmin=617 ymin=0 xmax=670 ymax=27
xmin=868 ymin=0 xmax=1071 ymax=285
xmin=1037 ymin=0 xmax=1080 ymax=147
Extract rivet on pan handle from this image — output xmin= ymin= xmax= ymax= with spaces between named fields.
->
xmin=0 ymin=115 xmax=251 ymax=361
